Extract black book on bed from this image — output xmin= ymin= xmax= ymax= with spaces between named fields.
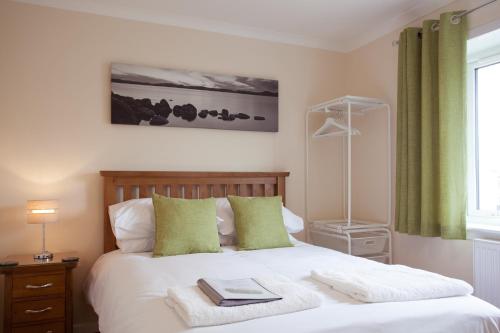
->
xmin=197 ymin=278 xmax=282 ymax=307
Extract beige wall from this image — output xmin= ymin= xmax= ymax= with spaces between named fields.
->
xmin=0 ymin=1 xmax=347 ymax=329
xmin=347 ymin=0 xmax=500 ymax=284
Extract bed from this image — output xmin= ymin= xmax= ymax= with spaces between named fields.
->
xmin=87 ymin=171 xmax=500 ymax=333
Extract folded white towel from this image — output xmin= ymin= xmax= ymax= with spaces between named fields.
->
xmin=312 ymin=264 xmax=473 ymax=303
xmin=166 ymin=276 xmax=321 ymax=327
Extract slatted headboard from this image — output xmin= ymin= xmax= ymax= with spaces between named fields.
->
xmin=100 ymin=171 xmax=290 ymax=253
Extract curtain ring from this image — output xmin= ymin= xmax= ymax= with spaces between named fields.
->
xmin=450 ymin=14 xmax=462 ymax=24
xmin=431 ymin=22 xmax=440 ymax=32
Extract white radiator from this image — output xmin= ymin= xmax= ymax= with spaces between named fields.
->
xmin=473 ymin=239 xmax=500 ymax=308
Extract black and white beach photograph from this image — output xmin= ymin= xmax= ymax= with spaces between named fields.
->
xmin=111 ymin=63 xmax=278 ymax=132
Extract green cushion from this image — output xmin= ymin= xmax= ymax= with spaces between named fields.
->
xmin=228 ymin=195 xmax=292 ymax=250
xmin=152 ymin=194 xmax=221 ymax=257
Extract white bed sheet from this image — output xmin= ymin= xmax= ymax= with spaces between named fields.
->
xmin=86 ymin=241 xmax=500 ymax=333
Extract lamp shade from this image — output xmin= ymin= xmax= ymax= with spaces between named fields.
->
xmin=27 ymin=200 xmax=58 ymax=224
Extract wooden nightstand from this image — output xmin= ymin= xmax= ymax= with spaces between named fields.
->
xmin=0 ymin=253 xmax=78 ymax=333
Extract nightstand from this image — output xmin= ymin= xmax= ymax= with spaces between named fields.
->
xmin=0 ymin=253 xmax=78 ymax=333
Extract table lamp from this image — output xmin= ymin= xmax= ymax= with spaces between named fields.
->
xmin=27 ymin=200 xmax=58 ymax=260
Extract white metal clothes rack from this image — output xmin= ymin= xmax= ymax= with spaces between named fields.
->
xmin=305 ymin=95 xmax=392 ymax=263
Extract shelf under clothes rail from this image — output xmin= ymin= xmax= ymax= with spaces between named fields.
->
xmin=310 ymin=222 xmax=392 ymax=264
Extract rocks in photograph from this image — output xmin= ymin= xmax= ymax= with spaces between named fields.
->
xmin=172 ymin=104 xmax=198 ymax=121
xmin=219 ymin=109 xmax=235 ymax=121
xmin=198 ymin=109 xmax=208 ymax=118
xmin=136 ymin=106 xmax=155 ymax=121
xmin=112 ymin=93 xmax=173 ymax=125
xmin=112 ymin=93 xmax=134 ymax=105
xmin=173 ymin=105 xmax=182 ymax=117
xmin=111 ymin=96 xmax=140 ymax=125
xmin=234 ymin=113 xmax=250 ymax=119
xmin=180 ymin=104 xmax=197 ymax=121
xmin=139 ymin=98 xmax=154 ymax=109
xmin=154 ymin=99 xmax=172 ymax=118
xmin=111 ymin=91 xmax=268 ymax=127
xmin=214 ymin=109 xmax=251 ymax=122
xmin=149 ymin=115 xmax=169 ymax=126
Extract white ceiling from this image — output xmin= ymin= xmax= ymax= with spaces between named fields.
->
xmin=15 ymin=0 xmax=455 ymax=52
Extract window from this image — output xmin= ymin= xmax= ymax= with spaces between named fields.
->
xmin=474 ymin=62 xmax=500 ymax=214
xmin=468 ymin=37 xmax=500 ymax=225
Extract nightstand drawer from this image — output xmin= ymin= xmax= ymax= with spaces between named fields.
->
xmin=13 ymin=273 xmax=65 ymax=299
xmin=13 ymin=321 xmax=65 ymax=333
xmin=12 ymin=298 xmax=65 ymax=324
xmin=1 ymin=253 xmax=77 ymax=333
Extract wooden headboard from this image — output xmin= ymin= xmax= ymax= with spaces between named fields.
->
xmin=100 ymin=171 xmax=290 ymax=253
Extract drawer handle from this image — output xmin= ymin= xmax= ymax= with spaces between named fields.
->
xmin=364 ymin=240 xmax=376 ymax=246
xmin=24 ymin=306 xmax=52 ymax=314
xmin=25 ymin=282 xmax=53 ymax=289
xmin=46 ymin=331 xmax=53 ymax=333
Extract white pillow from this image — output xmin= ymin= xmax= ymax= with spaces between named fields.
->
xmin=218 ymin=233 xmax=235 ymax=246
xmin=109 ymin=198 xmax=225 ymax=253
xmin=216 ymin=197 xmax=234 ymax=235
xmin=109 ymin=198 xmax=154 ymax=241
xmin=281 ymin=205 xmax=305 ymax=233
xmin=215 ymin=197 xmax=304 ymax=235
xmin=108 ymin=198 xmax=155 ymax=253
xmin=116 ymin=238 xmax=155 ymax=253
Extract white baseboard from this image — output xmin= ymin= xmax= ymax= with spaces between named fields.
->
xmin=74 ymin=321 xmax=99 ymax=333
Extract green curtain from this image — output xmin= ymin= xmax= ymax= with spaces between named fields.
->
xmin=396 ymin=12 xmax=467 ymax=239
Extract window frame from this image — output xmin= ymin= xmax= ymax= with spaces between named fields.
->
xmin=467 ymin=51 xmax=500 ymax=226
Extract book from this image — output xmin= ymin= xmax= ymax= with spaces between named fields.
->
xmin=197 ymin=278 xmax=282 ymax=307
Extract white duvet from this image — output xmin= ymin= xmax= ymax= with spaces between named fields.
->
xmin=86 ymin=241 xmax=500 ymax=333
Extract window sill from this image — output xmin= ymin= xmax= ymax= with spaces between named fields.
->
xmin=467 ymin=223 xmax=500 ymax=240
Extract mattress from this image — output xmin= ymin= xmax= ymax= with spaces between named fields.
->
xmin=85 ymin=240 xmax=500 ymax=333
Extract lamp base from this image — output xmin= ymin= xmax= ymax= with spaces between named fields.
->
xmin=33 ymin=251 xmax=53 ymax=261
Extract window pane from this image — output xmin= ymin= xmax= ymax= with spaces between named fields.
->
xmin=476 ymin=62 xmax=500 ymax=215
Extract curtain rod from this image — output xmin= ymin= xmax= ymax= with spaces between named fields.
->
xmin=392 ymin=0 xmax=498 ymax=46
